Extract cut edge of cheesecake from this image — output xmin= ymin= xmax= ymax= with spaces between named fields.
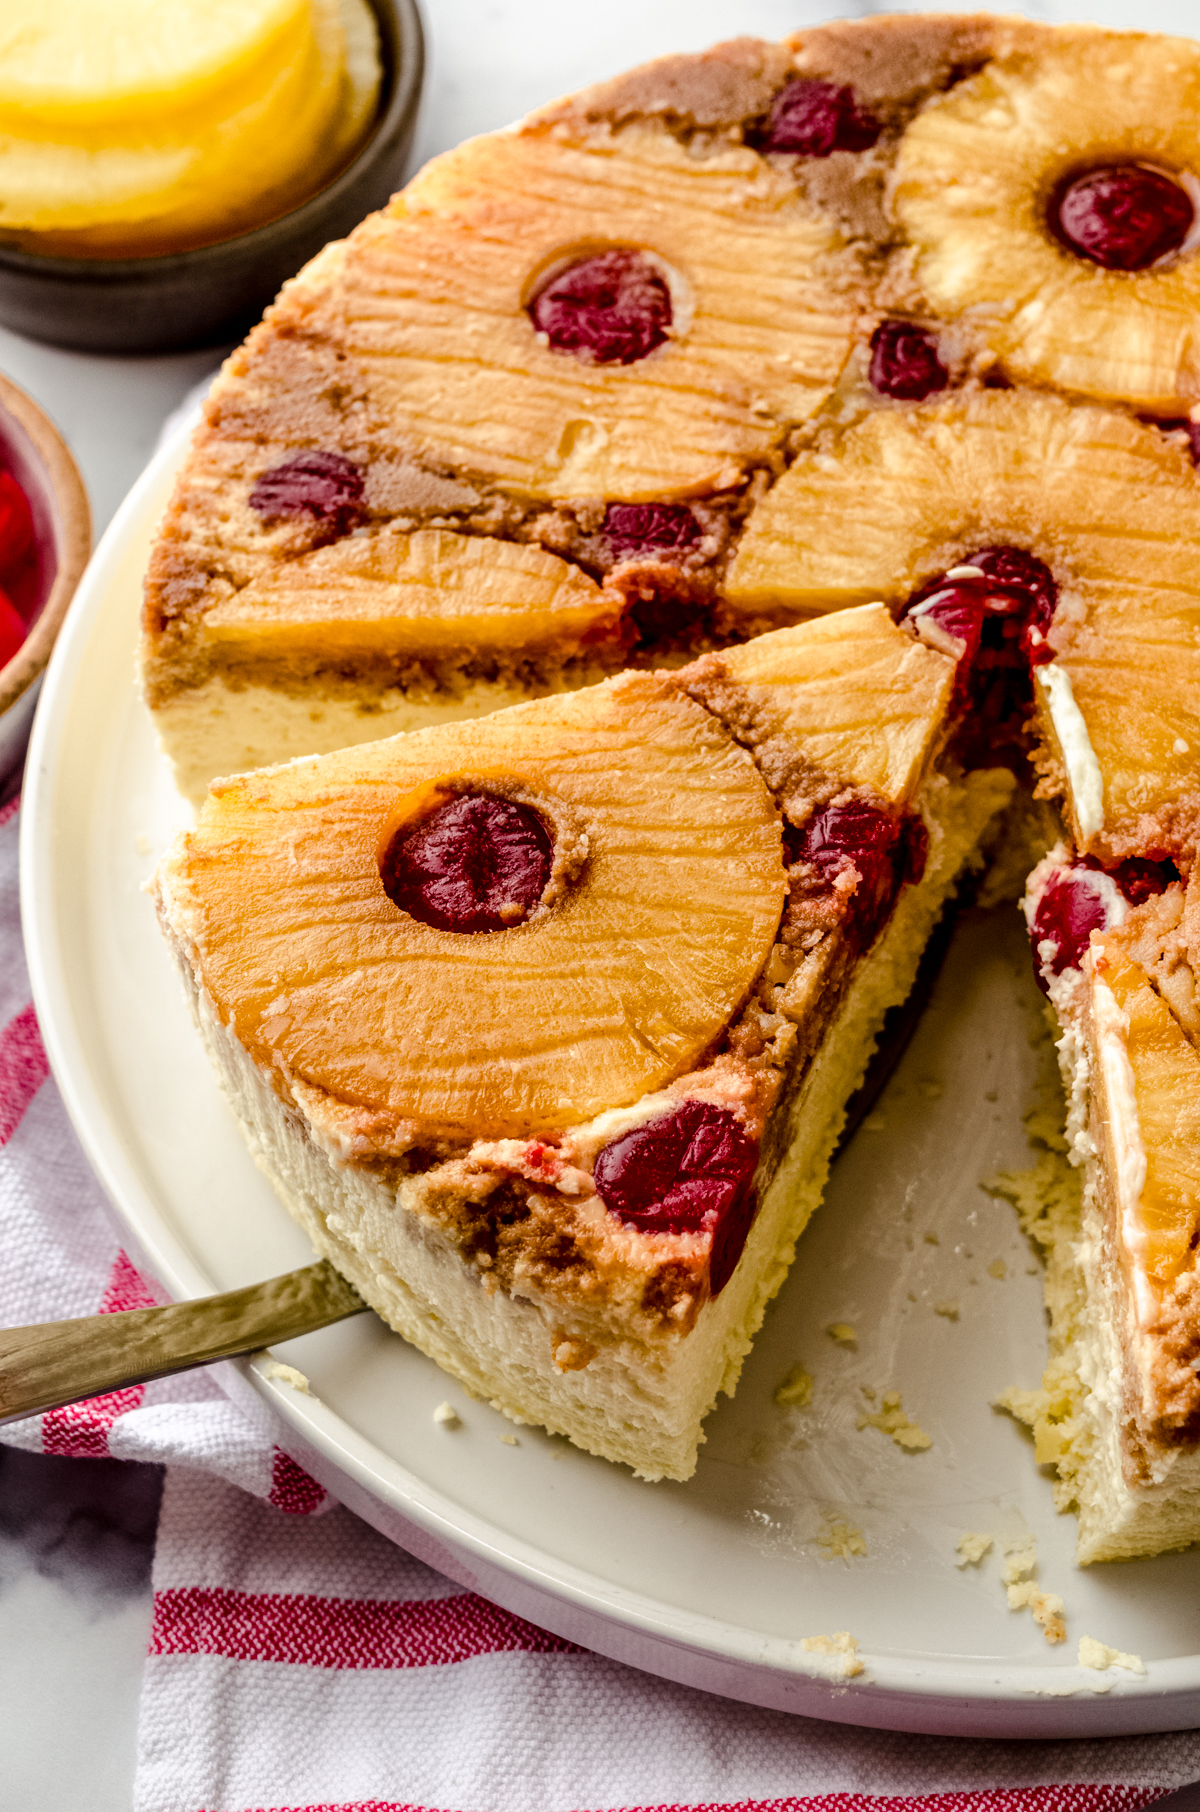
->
xmin=166 ymin=761 xmax=1008 ymax=1479
xmin=152 ymin=605 xmax=1016 ymax=1479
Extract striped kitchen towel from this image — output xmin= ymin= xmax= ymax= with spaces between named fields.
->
xmin=0 ymin=790 xmax=330 ymax=1513
xmin=134 ymin=1463 xmax=1200 ymax=1812
xmin=4 ymin=786 xmax=1200 ymax=1808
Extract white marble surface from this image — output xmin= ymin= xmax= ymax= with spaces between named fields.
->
xmin=3 ymin=2 xmax=1200 ymax=1806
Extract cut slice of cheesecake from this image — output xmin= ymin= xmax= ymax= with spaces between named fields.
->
xmin=1018 ymin=850 xmax=1200 ymax=1562
xmin=153 ymin=606 xmax=1011 ymax=1479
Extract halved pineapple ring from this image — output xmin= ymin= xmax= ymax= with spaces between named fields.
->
xmin=893 ymin=30 xmax=1200 ymax=412
xmin=337 ymin=123 xmax=859 ymax=502
xmin=169 ymin=673 xmax=785 ymax=1140
xmin=726 ymin=389 xmax=1200 ymax=844
xmin=201 ymin=527 xmax=622 ymax=665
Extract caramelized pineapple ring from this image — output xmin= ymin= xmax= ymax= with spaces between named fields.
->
xmin=727 ymin=391 xmax=1200 ymax=844
xmin=202 ymin=528 xmax=622 ymax=665
xmin=339 ymin=124 xmax=859 ymax=501
xmin=712 ymin=607 xmax=953 ymax=809
xmin=893 ymin=31 xmax=1200 ymax=411
xmin=171 ymin=674 xmax=786 ymax=1140
xmin=1092 ymin=944 xmax=1200 ymax=1301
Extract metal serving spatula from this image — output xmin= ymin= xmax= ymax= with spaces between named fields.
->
xmin=0 ymin=905 xmax=960 ymax=1429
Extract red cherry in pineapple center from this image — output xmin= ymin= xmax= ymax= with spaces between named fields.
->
xmin=594 ymin=1100 xmax=758 ymax=1296
xmin=529 ymin=251 xmax=672 ymax=365
xmin=380 ymin=794 xmax=553 ymax=934
xmin=1054 ymin=165 xmax=1194 ymax=271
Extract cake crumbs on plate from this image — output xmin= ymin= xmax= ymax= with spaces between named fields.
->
xmin=956 ymin=1532 xmax=993 ymax=1567
xmin=934 ymin=1299 xmax=960 ymax=1320
xmin=499 ymin=1434 xmax=519 ymax=1446
xmin=918 ymin=1078 xmax=945 ymax=1100
xmin=1078 ymin=1635 xmax=1146 ymax=1675
xmin=432 ymin=1401 xmax=461 ymax=1428
xmin=817 ymin=1517 xmax=867 ymax=1560
xmin=1002 ymin=1534 xmax=1066 ymax=1645
xmin=988 ymin=1257 xmax=1008 ymax=1279
xmin=262 ymin=1361 xmax=311 ymax=1395
xmin=861 ymin=1111 xmax=886 ymax=1132
xmin=826 ymin=1322 xmax=857 ymax=1348
xmin=774 ymin=1363 xmax=814 ymax=1408
xmin=856 ymin=1390 xmax=932 ymax=1451
xmin=800 ymin=1631 xmax=864 ymax=1679
xmin=924 ymin=1230 xmax=940 ymax=1244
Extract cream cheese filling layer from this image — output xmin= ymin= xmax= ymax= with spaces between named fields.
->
xmin=1091 ymin=971 xmax=1156 ymax=1329
xmin=1038 ymin=664 xmax=1104 ymax=840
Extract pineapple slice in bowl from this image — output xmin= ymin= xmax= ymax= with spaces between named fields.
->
xmin=892 ymin=29 xmax=1200 ymax=413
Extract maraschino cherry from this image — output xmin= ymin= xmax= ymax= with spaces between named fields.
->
xmin=1030 ymin=855 xmax=1175 ymax=986
xmin=868 ymin=321 xmax=948 ymax=402
xmin=594 ymin=1100 xmax=758 ymax=1295
xmin=1054 ymin=165 xmax=1193 ymax=271
xmin=601 ymin=502 xmax=700 ymax=561
xmin=529 ymin=251 xmax=672 ymax=365
xmin=761 ymin=79 xmax=881 ymax=157
xmin=249 ymin=450 xmax=366 ymax=538
xmin=380 ymin=793 xmax=553 ymax=934
xmin=791 ymin=799 xmax=924 ymax=942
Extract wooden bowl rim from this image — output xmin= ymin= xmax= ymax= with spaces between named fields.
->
xmin=0 ymin=370 xmax=92 ymax=719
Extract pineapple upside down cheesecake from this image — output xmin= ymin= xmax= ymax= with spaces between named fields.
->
xmin=145 ymin=13 xmax=1200 ymax=1561
xmin=155 ymin=605 xmax=1012 ymax=1483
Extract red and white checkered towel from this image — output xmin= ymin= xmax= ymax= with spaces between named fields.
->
xmin=3 ymin=790 xmax=1200 ymax=1811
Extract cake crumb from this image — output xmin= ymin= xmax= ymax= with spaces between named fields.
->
xmin=988 ymin=1258 xmax=1008 ymax=1280
xmin=499 ymin=1434 xmax=519 ymax=1446
xmin=861 ymin=1111 xmax=886 ymax=1132
xmin=262 ymin=1361 xmax=311 ymax=1395
xmin=775 ymin=1363 xmax=814 ymax=1408
xmin=826 ymin=1322 xmax=857 ymax=1348
xmin=1078 ymin=1635 xmax=1146 ymax=1676
xmin=924 ymin=1230 xmax=940 ymax=1245
xmin=956 ymin=1532 xmax=993 ymax=1567
xmin=934 ymin=1300 xmax=960 ymax=1321
xmin=918 ymin=1078 xmax=945 ymax=1100
xmin=800 ymin=1631 xmax=864 ymax=1679
xmin=432 ymin=1401 xmax=461 ymax=1428
xmin=1002 ymin=1534 xmax=1066 ymax=1644
xmin=135 ymin=833 xmax=152 ymax=857
xmin=818 ymin=1517 xmax=867 ymax=1560
xmin=856 ymin=1390 xmax=932 ymax=1451
xmin=861 ymin=1384 xmax=876 ymax=1402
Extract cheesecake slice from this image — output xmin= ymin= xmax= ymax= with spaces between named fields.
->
xmin=153 ymin=606 xmax=1009 ymax=1478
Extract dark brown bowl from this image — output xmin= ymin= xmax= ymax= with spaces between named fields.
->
xmin=0 ymin=0 xmax=425 ymax=356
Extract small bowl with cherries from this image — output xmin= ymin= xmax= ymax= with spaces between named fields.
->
xmin=0 ymin=372 xmax=90 ymax=785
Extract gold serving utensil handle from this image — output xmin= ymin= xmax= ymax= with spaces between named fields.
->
xmin=0 ymin=1259 xmax=366 ymax=1428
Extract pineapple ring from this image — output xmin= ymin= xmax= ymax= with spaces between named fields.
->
xmin=172 ymin=673 xmax=786 ymax=1140
xmin=893 ymin=30 xmax=1200 ymax=412
xmin=339 ymin=123 xmax=859 ymax=502
xmin=202 ymin=527 xmax=621 ymax=665
xmin=725 ymin=389 xmax=1200 ymax=843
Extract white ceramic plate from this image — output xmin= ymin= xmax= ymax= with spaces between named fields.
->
xmin=21 ymin=421 xmax=1200 ymax=1738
